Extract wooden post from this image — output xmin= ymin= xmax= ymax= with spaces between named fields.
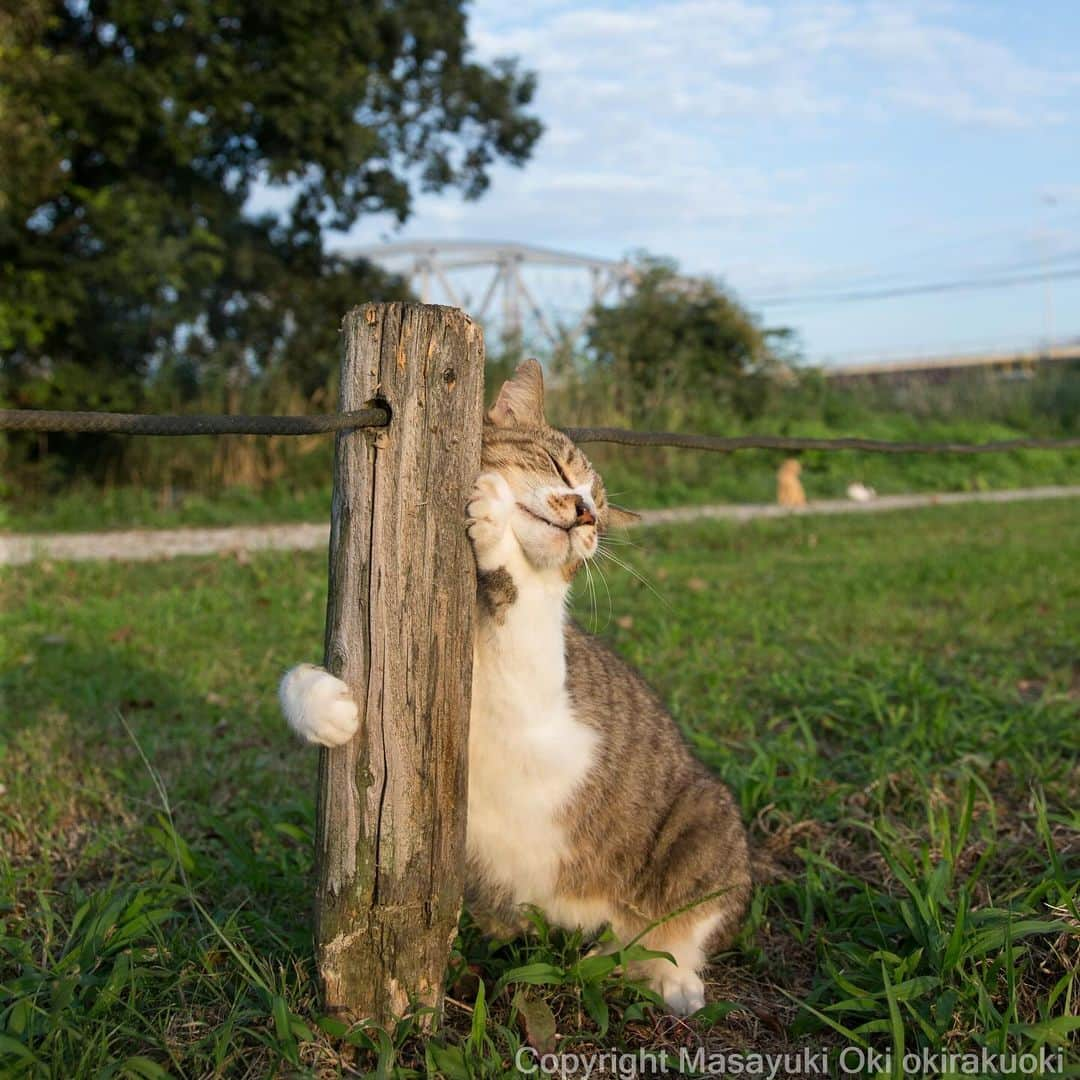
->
xmin=315 ymin=302 xmax=484 ymax=1024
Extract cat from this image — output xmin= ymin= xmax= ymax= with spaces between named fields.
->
xmin=776 ymin=457 xmax=807 ymax=507
xmin=279 ymin=360 xmax=751 ymax=1015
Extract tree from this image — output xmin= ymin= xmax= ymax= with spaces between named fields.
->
xmin=0 ymin=1 xmax=541 ymax=456
xmin=587 ymin=256 xmax=794 ymax=422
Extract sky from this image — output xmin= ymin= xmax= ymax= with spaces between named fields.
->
xmin=328 ymin=0 xmax=1080 ymax=365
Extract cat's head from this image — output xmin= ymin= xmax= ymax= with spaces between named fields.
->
xmin=481 ymin=360 xmax=638 ymax=575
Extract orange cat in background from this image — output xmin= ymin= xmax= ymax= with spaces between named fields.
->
xmin=776 ymin=458 xmax=806 ymax=507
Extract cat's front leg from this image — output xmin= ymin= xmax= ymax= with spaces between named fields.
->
xmin=466 ymin=471 xmax=516 ymax=570
xmin=467 ymin=472 xmax=521 ymax=623
xmin=279 ymin=663 xmax=359 ymax=747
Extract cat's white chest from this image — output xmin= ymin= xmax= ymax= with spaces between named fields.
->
xmin=466 ymin=611 xmax=602 ymax=926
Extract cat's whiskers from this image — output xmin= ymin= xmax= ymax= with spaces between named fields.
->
xmin=597 ymin=532 xmax=641 ymax=550
xmin=590 ymin=552 xmax=614 ymax=629
xmin=580 ymin=556 xmax=599 ymax=630
xmin=579 ymin=548 xmax=613 ymax=631
xmin=578 ymin=552 xmax=613 ymax=630
xmin=595 ymin=543 xmax=672 ymax=610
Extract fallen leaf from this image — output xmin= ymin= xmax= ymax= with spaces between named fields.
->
xmin=513 ymin=992 xmax=557 ymax=1055
xmin=449 ymin=967 xmax=481 ymax=1002
xmin=687 ymin=577 xmax=708 ymax=592
xmin=750 ymin=1004 xmax=785 ymax=1036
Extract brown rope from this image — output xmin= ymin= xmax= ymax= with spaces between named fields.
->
xmin=562 ymin=426 xmax=1080 ymax=454
xmin=1 ymin=408 xmax=1077 ymax=453
xmin=0 ymin=407 xmax=390 ymax=436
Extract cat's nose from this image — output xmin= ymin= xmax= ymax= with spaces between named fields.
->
xmin=574 ymin=496 xmax=596 ymax=526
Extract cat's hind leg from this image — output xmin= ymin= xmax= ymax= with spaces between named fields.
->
xmin=279 ymin=664 xmax=359 ymax=747
xmin=620 ymin=910 xmax=725 ymax=1016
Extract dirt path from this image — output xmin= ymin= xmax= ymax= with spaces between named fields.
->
xmin=3 ymin=485 xmax=1078 ymax=566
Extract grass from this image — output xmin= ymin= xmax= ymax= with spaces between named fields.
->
xmin=1 ymin=499 xmax=1078 ymax=1077
xmin=0 ymin=479 xmax=336 ymax=534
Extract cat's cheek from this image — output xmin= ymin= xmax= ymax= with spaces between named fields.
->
xmin=513 ymin=516 xmax=571 ymax=569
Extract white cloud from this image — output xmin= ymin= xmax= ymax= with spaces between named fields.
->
xmin=472 ymin=0 xmax=1077 ymax=130
xmin=450 ymin=0 xmax=1080 ymax=261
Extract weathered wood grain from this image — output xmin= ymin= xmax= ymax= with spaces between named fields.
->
xmin=315 ymin=302 xmax=484 ymax=1024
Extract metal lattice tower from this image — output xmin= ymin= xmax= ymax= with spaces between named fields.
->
xmin=340 ymin=240 xmax=641 ymax=350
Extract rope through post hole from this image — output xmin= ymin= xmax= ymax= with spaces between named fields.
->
xmin=0 ymin=407 xmax=390 ymax=436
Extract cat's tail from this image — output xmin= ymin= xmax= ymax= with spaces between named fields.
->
xmin=278 ymin=664 xmax=359 ymax=747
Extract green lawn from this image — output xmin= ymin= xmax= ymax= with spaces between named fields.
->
xmin=1 ymin=500 xmax=1078 ymax=1077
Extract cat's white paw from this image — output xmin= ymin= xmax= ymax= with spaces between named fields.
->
xmin=656 ymin=969 xmax=706 ymax=1016
xmin=279 ymin=664 xmax=359 ymax=748
xmin=467 ymin=472 xmax=514 ymax=564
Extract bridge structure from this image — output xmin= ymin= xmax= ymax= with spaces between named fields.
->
xmin=341 ymin=240 xmax=641 ymax=349
xmin=343 ymin=238 xmax=1080 ymax=378
xmin=823 ymin=341 xmax=1080 ymax=380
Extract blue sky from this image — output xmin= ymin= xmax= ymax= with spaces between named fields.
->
xmin=329 ymin=0 xmax=1080 ymax=364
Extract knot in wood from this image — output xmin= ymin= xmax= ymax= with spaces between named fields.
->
xmin=327 ymin=646 xmax=349 ymax=678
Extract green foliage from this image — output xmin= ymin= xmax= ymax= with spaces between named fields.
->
xmin=0 ymin=0 xmax=541 ymax=477
xmin=2 ymin=501 xmax=1077 ymax=1074
xmin=587 ymin=255 xmax=791 ymax=422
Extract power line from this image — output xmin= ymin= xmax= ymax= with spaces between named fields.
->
xmin=750 ymin=264 xmax=1080 ymax=308
xmin=737 ymin=209 xmax=1080 ymax=296
xmin=751 ymin=246 xmax=1080 ymax=298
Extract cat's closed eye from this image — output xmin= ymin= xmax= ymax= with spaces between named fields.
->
xmin=545 ymin=450 xmax=573 ymax=487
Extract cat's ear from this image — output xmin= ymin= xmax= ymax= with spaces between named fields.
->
xmin=487 ymin=359 xmax=546 ymax=428
xmin=607 ymin=504 xmax=642 ymax=528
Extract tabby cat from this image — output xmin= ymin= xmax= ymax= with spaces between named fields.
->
xmin=279 ymin=361 xmax=750 ymax=1014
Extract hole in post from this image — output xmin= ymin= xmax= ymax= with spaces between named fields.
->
xmin=367 ymin=395 xmax=392 ymax=427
